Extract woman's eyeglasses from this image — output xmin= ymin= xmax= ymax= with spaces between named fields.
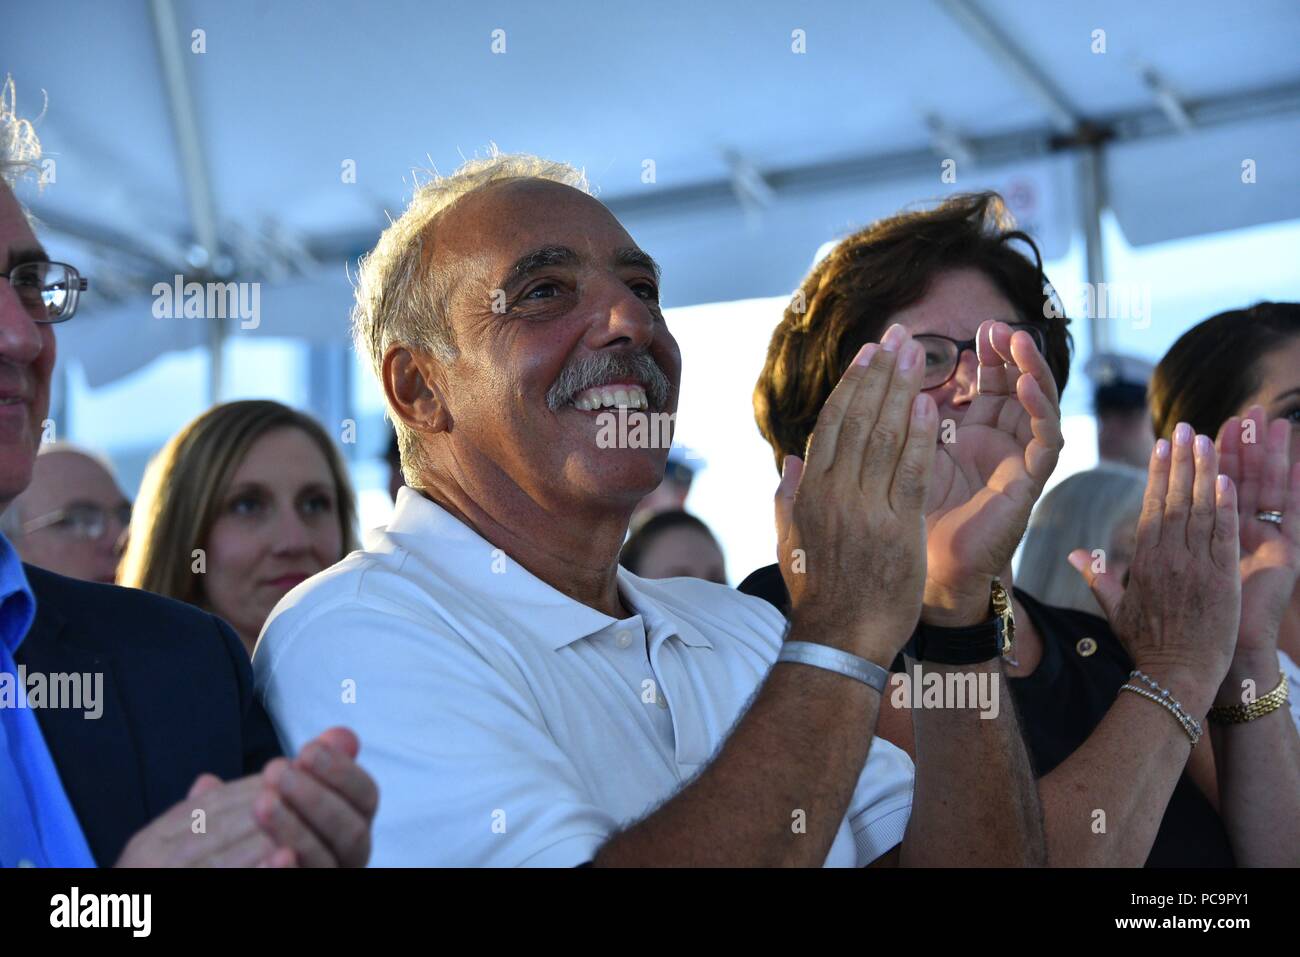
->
xmin=913 ymin=324 xmax=1047 ymax=390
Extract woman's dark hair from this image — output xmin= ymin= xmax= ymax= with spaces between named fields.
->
xmin=620 ymin=510 xmax=719 ymax=576
xmin=753 ymin=191 xmax=1073 ymax=471
xmin=1150 ymin=302 xmax=1300 ymax=440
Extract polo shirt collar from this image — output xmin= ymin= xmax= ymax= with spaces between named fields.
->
xmin=0 ymin=533 xmax=36 ymax=656
xmin=617 ymin=572 xmax=714 ymax=650
xmin=386 ymin=488 xmax=711 ymax=652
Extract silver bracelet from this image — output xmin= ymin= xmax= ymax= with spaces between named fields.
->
xmin=1119 ymin=671 xmax=1203 ymax=746
xmin=777 ymin=641 xmax=890 ymax=694
xmin=1129 ymin=669 xmax=1204 ymax=740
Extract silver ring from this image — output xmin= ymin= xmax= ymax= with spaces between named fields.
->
xmin=1256 ymin=509 xmax=1284 ymax=526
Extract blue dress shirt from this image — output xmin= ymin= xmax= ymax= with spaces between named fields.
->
xmin=0 ymin=535 xmax=95 ymax=867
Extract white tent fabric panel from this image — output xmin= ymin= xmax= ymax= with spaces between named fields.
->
xmin=620 ymin=155 xmax=1078 ymax=309
xmin=3 ymin=0 xmax=1297 ymax=390
xmin=1108 ymin=114 xmax=1300 ymax=248
xmin=56 ymin=271 xmax=356 ymax=387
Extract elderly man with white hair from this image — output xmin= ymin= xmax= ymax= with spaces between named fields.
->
xmin=255 ymin=151 xmax=1048 ymax=867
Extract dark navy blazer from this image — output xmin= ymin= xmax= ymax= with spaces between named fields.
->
xmin=15 ymin=565 xmax=282 ymax=866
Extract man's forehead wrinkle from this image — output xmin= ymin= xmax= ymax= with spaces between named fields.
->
xmin=438 ymin=250 xmax=494 ymax=332
xmin=447 ymin=176 xmax=577 ymax=235
xmin=421 ymin=204 xmax=499 ymax=319
xmin=422 ymin=179 xmax=650 ymax=311
xmin=454 ymin=251 xmax=497 ymax=308
xmin=468 ymin=176 xmax=626 ymax=238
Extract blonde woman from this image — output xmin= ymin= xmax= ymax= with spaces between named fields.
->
xmin=1016 ymin=464 xmax=1147 ymax=617
xmin=119 ymin=400 xmax=359 ymax=655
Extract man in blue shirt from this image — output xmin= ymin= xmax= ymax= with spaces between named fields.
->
xmin=0 ymin=80 xmax=377 ymax=867
xmin=0 ymin=531 xmax=94 ymax=866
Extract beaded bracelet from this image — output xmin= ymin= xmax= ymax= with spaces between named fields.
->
xmin=1120 ymin=669 xmax=1204 ymax=746
xmin=1130 ymin=669 xmax=1205 ymax=739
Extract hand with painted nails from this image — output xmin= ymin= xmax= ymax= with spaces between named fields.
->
xmin=775 ymin=323 xmax=939 ymax=666
xmin=923 ymin=319 xmax=1064 ymax=626
xmin=1069 ymin=424 xmax=1242 ymax=711
xmin=115 ymin=727 xmax=378 ymax=868
xmin=1216 ymin=405 xmax=1300 ymax=659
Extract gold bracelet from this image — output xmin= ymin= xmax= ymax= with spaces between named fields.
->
xmin=1208 ymin=673 xmax=1290 ymax=724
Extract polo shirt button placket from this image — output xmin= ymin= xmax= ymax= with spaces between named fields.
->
xmin=616 ymin=631 xmax=633 ymax=650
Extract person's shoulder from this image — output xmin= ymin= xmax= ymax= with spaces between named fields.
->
xmin=736 ymin=563 xmax=790 ymax=615
xmin=23 ymin=566 xmax=251 ymax=696
xmin=25 ymin=564 xmax=230 ymax=650
xmin=1016 ymin=587 xmax=1109 ymax=631
xmin=263 ymin=541 xmax=451 ymax=627
xmin=256 ymin=544 xmax=469 ymax=667
xmin=1014 ymin=587 xmax=1127 ymax=658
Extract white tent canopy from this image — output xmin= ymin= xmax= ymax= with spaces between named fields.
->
xmin=5 ymin=0 xmax=1299 ymax=391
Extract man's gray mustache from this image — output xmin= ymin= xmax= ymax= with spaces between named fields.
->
xmin=546 ymin=352 xmax=672 ymax=411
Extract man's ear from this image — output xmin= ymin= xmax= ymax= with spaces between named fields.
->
xmin=382 ymin=344 xmax=452 ymax=437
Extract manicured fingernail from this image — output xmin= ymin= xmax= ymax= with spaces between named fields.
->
xmin=1067 ymin=551 xmax=1087 ymax=571
xmin=882 ymin=323 xmax=904 ymax=352
xmin=1217 ymin=474 xmax=1231 ymax=495
xmin=1194 ymin=434 xmax=1212 ymax=458
xmin=1174 ymin=423 xmax=1192 ymax=446
xmin=898 ymin=339 xmax=919 ymax=371
xmin=1155 ymin=438 xmax=1170 ymax=460
xmin=912 ymin=393 xmax=932 ymax=422
xmin=854 ymin=342 xmax=878 ymax=366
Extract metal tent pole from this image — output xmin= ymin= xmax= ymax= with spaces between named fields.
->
xmin=148 ymin=0 xmax=224 ymax=404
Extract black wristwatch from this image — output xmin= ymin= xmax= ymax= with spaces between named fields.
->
xmin=905 ymin=579 xmax=1015 ymax=665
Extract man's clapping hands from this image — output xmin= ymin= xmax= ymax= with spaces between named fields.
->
xmin=115 ymin=727 xmax=377 ymax=868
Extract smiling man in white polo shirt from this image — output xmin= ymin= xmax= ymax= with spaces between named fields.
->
xmin=255 ymin=152 xmax=1044 ymax=867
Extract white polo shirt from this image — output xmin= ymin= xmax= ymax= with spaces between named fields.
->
xmin=254 ymin=487 xmax=914 ymax=867
xmin=1280 ymin=650 xmax=1300 ymax=733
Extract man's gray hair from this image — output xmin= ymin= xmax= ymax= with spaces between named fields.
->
xmin=350 ymin=148 xmax=590 ymax=485
xmin=1 ymin=75 xmax=42 ymax=190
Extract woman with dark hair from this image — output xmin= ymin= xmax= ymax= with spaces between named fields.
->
xmin=1151 ymin=302 xmax=1300 ymax=740
xmin=742 ymin=193 xmax=1300 ymax=866
xmin=620 ymin=510 xmax=726 ymax=584
xmin=119 ymin=400 xmax=360 ymax=655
